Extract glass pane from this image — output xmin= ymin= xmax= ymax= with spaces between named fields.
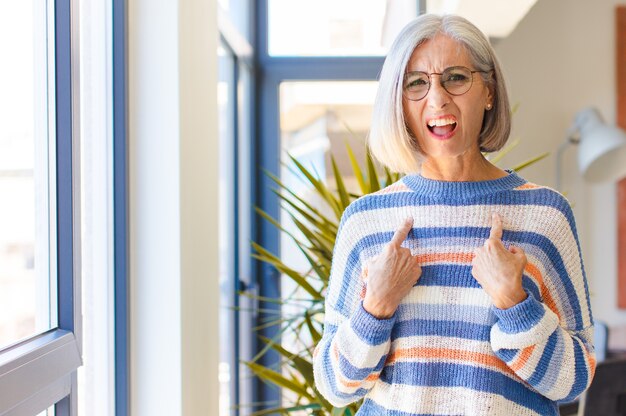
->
xmin=36 ymin=405 xmax=55 ymax=416
xmin=278 ymin=81 xmax=377 ymax=408
xmin=426 ymin=0 xmax=538 ymax=38
xmin=0 ymin=2 xmax=56 ymax=349
xmin=218 ymin=42 xmax=235 ymax=416
xmin=219 ymin=0 xmax=251 ymax=43
xmin=236 ymin=64 xmax=255 ymax=413
xmin=268 ymin=0 xmax=417 ymax=56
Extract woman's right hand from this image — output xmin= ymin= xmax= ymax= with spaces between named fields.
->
xmin=362 ymin=217 xmax=422 ymax=319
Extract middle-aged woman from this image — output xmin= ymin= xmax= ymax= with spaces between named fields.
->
xmin=312 ymin=13 xmax=595 ymax=416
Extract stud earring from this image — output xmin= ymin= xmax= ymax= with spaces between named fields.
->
xmin=486 ymin=103 xmax=492 ymax=110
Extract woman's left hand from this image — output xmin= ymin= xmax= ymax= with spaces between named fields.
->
xmin=471 ymin=212 xmax=528 ymax=309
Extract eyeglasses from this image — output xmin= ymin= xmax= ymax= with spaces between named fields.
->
xmin=403 ymin=66 xmax=490 ymax=101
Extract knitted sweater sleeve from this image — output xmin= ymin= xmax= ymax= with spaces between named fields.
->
xmin=312 ymin=206 xmax=395 ymax=407
xmin=490 ymin=194 xmax=596 ymax=403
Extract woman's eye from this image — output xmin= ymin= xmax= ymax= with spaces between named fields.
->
xmin=406 ymin=78 xmax=428 ymax=88
xmin=446 ymin=73 xmax=468 ymax=82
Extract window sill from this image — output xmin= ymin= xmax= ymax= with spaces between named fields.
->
xmin=0 ymin=330 xmax=81 ymax=414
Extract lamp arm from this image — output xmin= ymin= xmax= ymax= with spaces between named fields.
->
xmin=555 ymin=127 xmax=580 ymax=192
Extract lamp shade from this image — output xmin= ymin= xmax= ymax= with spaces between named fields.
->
xmin=575 ymin=107 xmax=626 ymax=182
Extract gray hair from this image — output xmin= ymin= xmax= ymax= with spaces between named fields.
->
xmin=368 ymin=14 xmax=511 ymax=174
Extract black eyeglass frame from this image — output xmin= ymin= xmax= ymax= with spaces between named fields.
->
xmin=402 ymin=65 xmax=491 ymax=102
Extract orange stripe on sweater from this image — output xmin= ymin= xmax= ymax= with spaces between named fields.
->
xmin=510 ymin=345 xmax=536 ymax=372
xmin=579 ymin=334 xmax=597 ymax=382
xmin=337 ymin=372 xmax=380 ymax=389
xmin=523 ymin=262 xmax=561 ymax=320
xmin=416 ymin=252 xmax=475 ymax=264
xmin=586 ymin=352 xmax=597 ymax=381
xmin=386 ymin=347 xmax=514 ymax=377
xmin=374 ymin=182 xmax=412 ymax=195
xmin=514 ymin=183 xmax=542 ymax=190
xmin=332 ymin=342 xmax=339 ymax=362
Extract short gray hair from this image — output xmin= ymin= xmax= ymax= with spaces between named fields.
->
xmin=368 ymin=14 xmax=511 ymax=174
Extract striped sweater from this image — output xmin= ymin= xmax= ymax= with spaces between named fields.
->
xmin=312 ymin=169 xmax=595 ymax=416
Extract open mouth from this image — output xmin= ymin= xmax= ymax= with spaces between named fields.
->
xmin=427 ymin=116 xmax=457 ymax=138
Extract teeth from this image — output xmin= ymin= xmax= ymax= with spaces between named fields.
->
xmin=427 ymin=118 xmax=456 ymax=127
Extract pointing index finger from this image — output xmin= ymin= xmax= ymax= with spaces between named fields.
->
xmin=489 ymin=212 xmax=503 ymax=240
xmin=390 ymin=217 xmax=414 ymax=247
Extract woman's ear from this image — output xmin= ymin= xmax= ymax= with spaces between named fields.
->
xmin=487 ymin=83 xmax=495 ymax=107
xmin=483 ymin=72 xmax=495 ymax=109
xmin=485 ymin=87 xmax=494 ymax=111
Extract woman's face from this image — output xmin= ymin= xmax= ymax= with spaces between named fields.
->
xmin=403 ymin=34 xmax=493 ymax=161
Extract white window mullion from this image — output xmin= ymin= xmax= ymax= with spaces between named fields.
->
xmin=77 ymin=0 xmax=115 ymax=413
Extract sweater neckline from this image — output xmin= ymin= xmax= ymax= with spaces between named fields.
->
xmin=401 ymin=169 xmax=527 ymax=200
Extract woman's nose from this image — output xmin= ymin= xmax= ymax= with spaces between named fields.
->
xmin=426 ymin=76 xmax=450 ymax=109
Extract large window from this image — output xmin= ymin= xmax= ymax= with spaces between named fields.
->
xmin=0 ymin=0 xmax=57 ymax=354
xmin=268 ymin=0 xmax=388 ymax=56
xmin=0 ymin=1 xmax=82 ymax=414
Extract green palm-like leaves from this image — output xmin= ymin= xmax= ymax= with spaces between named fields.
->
xmin=243 ymin=142 xmax=393 ymax=415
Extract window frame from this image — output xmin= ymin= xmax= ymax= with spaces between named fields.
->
xmin=113 ymin=0 xmax=129 ymax=414
xmin=217 ymin=2 xmax=256 ymax=415
xmin=0 ymin=0 xmax=82 ymax=414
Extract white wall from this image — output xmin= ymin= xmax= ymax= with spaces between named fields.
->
xmin=128 ymin=0 xmax=219 ymax=414
xmin=494 ymin=0 xmax=626 ymax=328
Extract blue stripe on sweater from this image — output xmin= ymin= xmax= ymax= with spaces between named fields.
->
xmin=357 ymin=398 xmax=559 ymax=416
xmin=538 ymin=332 xmax=566 ymax=394
xmin=359 ymin=396 xmax=558 ymax=416
xmin=396 ymin=303 xmax=495 ymax=326
xmin=379 ymin=362 xmax=556 ymax=415
xmin=558 ymin=201 xmax=593 ymax=325
xmin=337 ymin=352 xmax=387 ymax=381
xmin=497 ymin=348 xmax=518 ymax=362
xmin=349 ymin=301 xmax=396 ymax=345
xmin=391 ymin=319 xmax=491 ymax=341
xmin=417 ymin=265 xmax=480 ymax=287
xmin=358 ymin=399 xmax=464 ymax=416
xmin=494 ymin=293 xmax=547 ymax=335
xmin=527 ymin=331 xmax=559 ymax=386
xmin=562 ymin=338 xmax=589 ymax=402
